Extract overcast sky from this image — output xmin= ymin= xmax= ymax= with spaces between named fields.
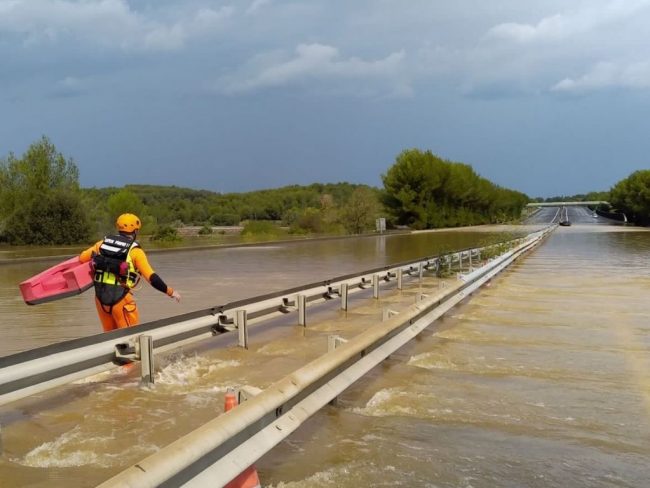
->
xmin=2 ymin=0 xmax=649 ymax=197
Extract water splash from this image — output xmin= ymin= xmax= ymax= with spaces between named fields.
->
xmin=155 ymin=353 xmax=239 ymax=387
xmin=350 ymin=388 xmax=417 ymax=417
xmin=16 ymin=425 xmax=157 ymax=468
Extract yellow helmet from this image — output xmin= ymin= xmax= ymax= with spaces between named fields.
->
xmin=116 ymin=213 xmax=141 ymax=233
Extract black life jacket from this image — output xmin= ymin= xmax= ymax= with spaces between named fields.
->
xmin=92 ymin=234 xmax=140 ymax=306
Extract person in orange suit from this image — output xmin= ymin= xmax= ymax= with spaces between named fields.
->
xmin=80 ymin=213 xmax=181 ymax=332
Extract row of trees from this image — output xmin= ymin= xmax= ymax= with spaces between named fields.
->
xmin=381 ymin=149 xmax=529 ymax=229
xmin=533 ymin=191 xmax=610 ymax=203
xmin=1 ymin=138 xmax=531 ymax=246
xmin=84 ymin=182 xmax=376 ymax=229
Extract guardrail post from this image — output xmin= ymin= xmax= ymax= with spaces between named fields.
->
xmin=395 ymin=268 xmax=404 ymax=290
xmin=469 ymin=251 xmax=473 ymax=271
xmin=238 ymin=386 xmax=262 ymax=403
xmin=235 ymin=310 xmax=249 ymax=349
xmin=298 ymin=294 xmax=306 ymax=326
xmin=327 ymin=334 xmax=348 ymax=406
xmin=373 ymin=274 xmax=380 ymax=299
xmin=115 ymin=341 xmax=137 ymax=364
xmin=340 ymin=283 xmax=349 ymax=311
xmin=328 ymin=335 xmax=338 ymax=353
xmin=382 ymin=307 xmax=399 ymax=321
xmin=459 ymin=252 xmax=463 ymax=271
xmin=418 ymin=262 xmax=423 ymax=282
xmin=139 ymin=335 xmax=154 ymax=385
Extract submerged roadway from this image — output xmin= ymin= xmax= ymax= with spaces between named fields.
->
xmin=525 ymin=205 xmax=621 ymax=226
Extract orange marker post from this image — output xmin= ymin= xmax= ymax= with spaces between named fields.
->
xmin=223 ymin=389 xmax=262 ymax=488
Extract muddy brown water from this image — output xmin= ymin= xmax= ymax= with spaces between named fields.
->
xmin=1 ymin=225 xmax=649 ymax=487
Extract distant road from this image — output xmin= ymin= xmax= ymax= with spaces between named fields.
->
xmin=524 ymin=206 xmax=621 ymax=225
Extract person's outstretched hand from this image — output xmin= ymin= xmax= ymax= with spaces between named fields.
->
xmin=171 ymin=290 xmax=181 ymax=302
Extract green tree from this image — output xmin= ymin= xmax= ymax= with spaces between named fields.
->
xmin=291 ymin=207 xmax=323 ymax=233
xmin=341 ymin=187 xmax=380 ymax=234
xmin=381 ymin=148 xmax=528 ymax=229
xmin=0 ymin=137 xmax=90 ymax=244
xmin=609 ymin=170 xmax=650 ymax=225
xmin=4 ymin=191 xmax=90 ymax=245
xmin=381 ymin=149 xmax=450 ymax=229
xmin=107 ymin=189 xmax=146 ymax=222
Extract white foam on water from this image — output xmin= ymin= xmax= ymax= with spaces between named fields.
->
xmin=268 ymin=462 xmax=408 ymax=488
xmin=361 ymin=433 xmax=386 ymax=443
xmin=72 ymin=363 xmax=140 ymax=385
xmin=339 ymin=438 xmax=368 ymax=447
xmin=255 ymin=343 xmax=297 ymax=356
xmin=268 ymin=462 xmax=359 ymax=487
xmin=425 ymin=408 xmax=455 ymax=419
xmin=155 ymin=354 xmax=239 ymax=387
xmin=72 ymin=370 xmax=113 ymax=384
xmin=350 ymin=388 xmax=417 ymax=417
xmin=184 ymin=388 xmax=227 ymax=408
xmin=15 ymin=425 xmax=158 ymax=468
xmin=408 ymin=352 xmax=459 ymax=371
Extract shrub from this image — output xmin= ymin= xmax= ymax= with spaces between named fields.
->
xmin=3 ymin=191 xmax=91 ymax=245
xmin=198 ymin=224 xmax=213 ymax=235
xmin=210 ymin=213 xmax=240 ymax=226
xmin=240 ymin=221 xmax=285 ymax=239
xmin=151 ymin=225 xmax=181 ymax=242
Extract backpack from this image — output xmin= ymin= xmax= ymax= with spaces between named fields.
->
xmin=92 ymin=234 xmax=139 ymax=306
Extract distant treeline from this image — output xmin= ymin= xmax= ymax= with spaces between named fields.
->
xmin=1 ymin=138 xmax=532 ymax=245
xmin=84 ymin=182 xmax=376 ymax=229
xmin=534 ymin=191 xmax=610 ymax=203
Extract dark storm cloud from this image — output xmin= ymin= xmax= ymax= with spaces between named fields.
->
xmin=2 ymin=0 xmax=650 ymax=197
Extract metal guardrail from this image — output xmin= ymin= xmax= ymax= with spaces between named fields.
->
xmin=96 ymin=226 xmax=555 ymax=488
xmin=0 ymin=233 xmax=534 ymax=407
xmin=0 ymin=229 xmax=550 ymax=410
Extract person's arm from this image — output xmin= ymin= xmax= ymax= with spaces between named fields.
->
xmin=79 ymin=242 xmax=101 ymax=263
xmin=131 ymin=248 xmax=181 ymax=301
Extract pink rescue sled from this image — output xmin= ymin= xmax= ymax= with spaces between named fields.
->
xmin=19 ymin=257 xmax=93 ymax=305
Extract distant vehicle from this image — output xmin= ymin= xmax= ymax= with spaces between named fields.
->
xmin=559 ymin=220 xmax=571 ymax=226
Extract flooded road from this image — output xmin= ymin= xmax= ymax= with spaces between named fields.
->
xmin=259 ymin=225 xmax=650 ymax=487
xmin=1 ymin=224 xmax=649 ymax=487
xmin=0 ymin=229 xmax=519 ymax=356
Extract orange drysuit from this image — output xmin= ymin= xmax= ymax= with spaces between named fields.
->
xmin=80 ymin=240 xmax=175 ymax=332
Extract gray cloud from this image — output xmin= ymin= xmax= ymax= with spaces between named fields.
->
xmin=3 ymin=0 xmax=650 ymax=197
xmin=486 ymin=0 xmax=650 ymax=44
xmin=245 ymin=0 xmax=272 ymax=15
xmin=49 ymin=76 xmax=88 ymax=98
xmin=552 ymin=61 xmax=650 ymax=92
xmin=216 ymin=43 xmax=410 ymax=98
xmin=469 ymin=1 xmax=650 ymax=96
xmin=0 ymin=0 xmax=233 ymax=51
